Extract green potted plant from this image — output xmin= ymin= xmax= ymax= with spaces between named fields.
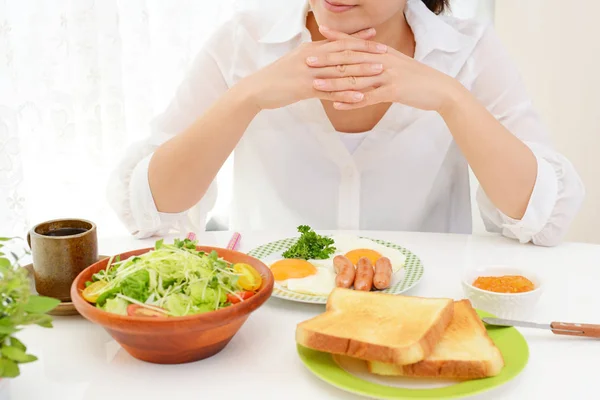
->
xmin=0 ymin=237 xmax=60 ymax=382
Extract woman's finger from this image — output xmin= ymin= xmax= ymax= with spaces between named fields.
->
xmin=313 ymin=76 xmax=382 ymax=92
xmin=313 ymin=63 xmax=383 ymax=79
xmin=307 ymin=50 xmax=383 ymax=67
xmin=332 ymin=86 xmax=391 ymax=110
xmin=315 ymin=90 xmax=366 ymax=104
xmin=319 ymin=37 xmax=388 ymax=56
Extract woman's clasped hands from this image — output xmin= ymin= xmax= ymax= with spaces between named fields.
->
xmin=247 ymin=26 xmax=458 ymax=114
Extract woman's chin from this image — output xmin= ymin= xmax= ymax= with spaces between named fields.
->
xmin=315 ymin=17 xmax=368 ymax=35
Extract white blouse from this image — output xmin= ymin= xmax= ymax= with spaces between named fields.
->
xmin=107 ymin=0 xmax=585 ymax=246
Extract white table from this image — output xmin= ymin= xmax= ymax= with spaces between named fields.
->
xmin=5 ymin=230 xmax=600 ymax=400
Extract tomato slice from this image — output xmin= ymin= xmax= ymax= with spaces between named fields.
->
xmin=126 ymin=304 xmax=167 ymax=318
xmin=233 ymin=263 xmax=262 ymax=291
xmin=227 ymin=291 xmax=255 ymax=304
xmin=82 ymin=280 xmax=109 ymax=303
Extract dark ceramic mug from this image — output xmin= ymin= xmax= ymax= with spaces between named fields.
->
xmin=27 ymin=218 xmax=98 ymax=302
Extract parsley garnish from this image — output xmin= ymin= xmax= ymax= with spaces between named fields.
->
xmin=282 ymin=225 xmax=336 ymax=260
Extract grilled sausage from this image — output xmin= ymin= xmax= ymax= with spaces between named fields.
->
xmin=334 ymin=255 xmax=356 ymax=288
xmin=373 ymin=257 xmax=393 ymax=290
xmin=354 ymin=257 xmax=374 ymax=291
xmin=333 ymin=255 xmax=352 ymax=274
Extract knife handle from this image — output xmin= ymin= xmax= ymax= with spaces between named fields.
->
xmin=551 ymin=322 xmax=600 ymax=338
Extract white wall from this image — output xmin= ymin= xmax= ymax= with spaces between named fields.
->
xmin=494 ymin=0 xmax=600 ymax=244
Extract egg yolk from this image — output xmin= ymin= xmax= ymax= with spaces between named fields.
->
xmin=344 ymin=249 xmax=383 ymax=265
xmin=270 ymin=259 xmax=317 ymax=281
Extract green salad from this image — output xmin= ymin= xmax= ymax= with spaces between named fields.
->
xmin=82 ymin=238 xmax=262 ymax=317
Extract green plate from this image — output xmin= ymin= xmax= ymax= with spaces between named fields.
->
xmin=248 ymin=236 xmax=425 ymax=304
xmin=297 ymin=310 xmax=529 ymax=399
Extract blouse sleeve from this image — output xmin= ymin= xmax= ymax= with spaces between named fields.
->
xmin=107 ymin=30 xmax=231 ymax=239
xmin=468 ymin=25 xmax=585 ymax=246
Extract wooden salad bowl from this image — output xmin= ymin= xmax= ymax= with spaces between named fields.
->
xmin=71 ymin=246 xmax=274 ymax=364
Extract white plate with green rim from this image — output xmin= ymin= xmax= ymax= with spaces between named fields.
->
xmin=247 ymin=236 xmax=425 ymax=304
xmin=297 ymin=309 xmax=529 ymax=399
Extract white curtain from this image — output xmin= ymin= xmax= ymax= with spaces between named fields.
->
xmin=0 ymin=0 xmax=250 ymax=237
xmin=0 ymin=0 xmax=489 ymax=239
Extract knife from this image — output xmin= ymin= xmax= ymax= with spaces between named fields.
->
xmin=482 ymin=317 xmax=600 ymax=338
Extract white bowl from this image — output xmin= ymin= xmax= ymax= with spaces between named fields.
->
xmin=462 ymin=266 xmax=543 ymax=320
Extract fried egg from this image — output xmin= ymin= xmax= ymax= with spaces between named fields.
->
xmin=329 ymin=234 xmax=406 ymax=273
xmin=286 ymin=267 xmax=336 ymax=295
xmin=270 ymin=258 xmax=317 ymax=281
xmin=268 ymin=234 xmax=406 ymax=296
xmin=269 ymin=258 xmax=335 ymax=295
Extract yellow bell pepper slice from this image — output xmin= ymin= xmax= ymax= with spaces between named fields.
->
xmin=233 ymin=263 xmax=262 ymax=291
xmin=82 ymin=280 xmax=109 ymax=303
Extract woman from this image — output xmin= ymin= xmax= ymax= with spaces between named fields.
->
xmin=108 ymin=0 xmax=584 ymax=246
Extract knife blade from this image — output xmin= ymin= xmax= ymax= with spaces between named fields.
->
xmin=482 ymin=317 xmax=600 ymax=338
xmin=483 ymin=317 xmax=551 ymax=330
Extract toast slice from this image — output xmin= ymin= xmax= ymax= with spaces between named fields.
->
xmin=296 ymin=288 xmax=454 ymax=365
xmin=368 ymin=300 xmax=505 ymax=379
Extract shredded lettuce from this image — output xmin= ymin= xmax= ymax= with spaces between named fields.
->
xmin=120 ymin=269 xmax=150 ymax=302
xmin=103 ymin=297 xmax=129 ymax=315
xmin=86 ymin=238 xmax=244 ymax=317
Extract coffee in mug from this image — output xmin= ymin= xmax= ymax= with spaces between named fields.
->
xmin=27 ymin=218 xmax=98 ymax=302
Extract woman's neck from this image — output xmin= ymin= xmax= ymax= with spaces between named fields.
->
xmin=306 ymin=10 xmax=415 ymax=58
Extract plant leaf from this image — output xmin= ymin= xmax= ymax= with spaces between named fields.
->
xmin=0 ymin=358 xmax=20 ymax=378
xmin=0 ymin=237 xmax=14 ymax=241
xmin=9 ymin=337 xmax=27 ymax=352
xmin=18 ymin=313 xmax=52 ymax=328
xmin=23 ymin=295 xmax=61 ymax=314
xmin=37 ymin=318 xmax=53 ymax=328
xmin=0 ymin=325 xmax=18 ymax=335
xmin=22 ymin=354 xmax=38 ymax=363
xmin=1 ymin=346 xmax=37 ymax=363
xmin=0 ymin=258 xmax=11 ymax=268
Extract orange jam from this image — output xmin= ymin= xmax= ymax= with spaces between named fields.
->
xmin=472 ymin=275 xmax=535 ymax=293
